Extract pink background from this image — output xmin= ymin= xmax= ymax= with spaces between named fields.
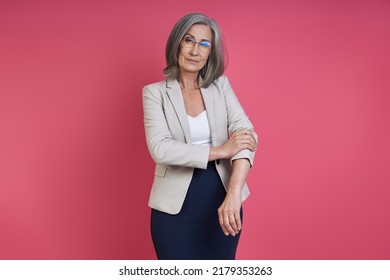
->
xmin=1 ymin=0 xmax=389 ymax=259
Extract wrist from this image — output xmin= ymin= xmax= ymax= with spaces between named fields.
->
xmin=219 ymin=145 xmax=228 ymax=159
xmin=213 ymin=146 xmax=227 ymax=159
xmin=209 ymin=146 xmax=227 ymax=161
xmin=227 ymin=186 xmax=242 ymax=195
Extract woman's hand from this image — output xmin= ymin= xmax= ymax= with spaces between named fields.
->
xmin=208 ymin=129 xmax=257 ymax=162
xmin=218 ymin=190 xmax=242 ymax=236
xmin=221 ymin=129 xmax=257 ymax=159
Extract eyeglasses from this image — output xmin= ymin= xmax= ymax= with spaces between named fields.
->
xmin=182 ymin=36 xmax=212 ymax=52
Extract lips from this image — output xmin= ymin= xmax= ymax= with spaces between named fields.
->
xmin=186 ymin=58 xmax=200 ymax=63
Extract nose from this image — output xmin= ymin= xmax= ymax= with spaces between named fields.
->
xmin=189 ymin=43 xmax=200 ymax=55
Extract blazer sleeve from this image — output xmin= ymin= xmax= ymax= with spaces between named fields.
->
xmin=142 ymin=84 xmax=210 ymax=169
xmin=220 ymin=76 xmax=258 ymax=167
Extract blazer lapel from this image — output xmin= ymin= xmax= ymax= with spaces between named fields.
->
xmin=166 ymin=79 xmax=192 ymax=144
xmin=200 ymin=85 xmax=216 ymax=146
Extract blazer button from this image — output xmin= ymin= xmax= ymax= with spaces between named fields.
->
xmin=216 ymin=159 xmax=220 ymax=165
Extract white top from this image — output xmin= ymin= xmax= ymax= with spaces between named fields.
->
xmin=187 ymin=111 xmax=212 ymax=146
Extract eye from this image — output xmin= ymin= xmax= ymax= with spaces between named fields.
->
xmin=199 ymin=41 xmax=211 ymax=48
xmin=184 ymin=37 xmax=196 ymax=44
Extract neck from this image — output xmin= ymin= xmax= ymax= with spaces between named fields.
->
xmin=178 ymin=72 xmax=199 ymax=90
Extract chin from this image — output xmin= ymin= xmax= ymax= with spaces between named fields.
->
xmin=182 ymin=66 xmax=202 ymax=73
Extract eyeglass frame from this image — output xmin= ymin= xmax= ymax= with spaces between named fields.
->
xmin=181 ymin=35 xmax=212 ymax=52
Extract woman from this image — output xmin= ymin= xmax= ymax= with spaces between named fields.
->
xmin=142 ymin=13 xmax=258 ymax=260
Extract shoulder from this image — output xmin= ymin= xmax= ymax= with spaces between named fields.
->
xmin=203 ymin=76 xmax=233 ymax=96
xmin=143 ymin=80 xmax=167 ymax=92
xmin=209 ymin=75 xmax=231 ymax=89
xmin=142 ymin=80 xmax=170 ymax=101
xmin=216 ymin=75 xmax=229 ymax=83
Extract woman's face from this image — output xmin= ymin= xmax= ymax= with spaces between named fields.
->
xmin=178 ymin=24 xmax=212 ymax=76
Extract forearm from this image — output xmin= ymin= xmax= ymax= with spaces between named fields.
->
xmin=147 ymin=136 xmax=210 ymax=168
xmin=227 ymin=158 xmax=251 ymax=194
xmin=217 ymin=158 xmax=251 ymax=236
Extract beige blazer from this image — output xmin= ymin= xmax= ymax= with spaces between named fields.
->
xmin=142 ymin=75 xmax=257 ymax=214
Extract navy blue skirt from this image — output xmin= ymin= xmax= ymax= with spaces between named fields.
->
xmin=151 ymin=161 xmax=242 ymax=260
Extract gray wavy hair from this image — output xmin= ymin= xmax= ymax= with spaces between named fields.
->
xmin=163 ymin=13 xmax=226 ymax=88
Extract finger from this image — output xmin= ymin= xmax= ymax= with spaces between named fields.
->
xmin=218 ymin=210 xmax=229 ymax=236
xmin=235 ymin=137 xmax=256 ymax=151
xmin=241 ymin=135 xmax=257 ymax=151
xmin=247 ymin=137 xmax=257 ymax=151
xmin=229 ymin=212 xmax=239 ymax=233
xmin=240 ymin=129 xmax=253 ymax=137
xmin=224 ymin=212 xmax=236 ymax=236
xmin=234 ymin=134 xmax=255 ymax=143
xmin=234 ymin=211 xmax=242 ymax=232
xmin=232 ymin=129 xmax=249 ymax=137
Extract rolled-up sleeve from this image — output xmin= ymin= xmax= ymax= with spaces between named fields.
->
xmin=220 ymin=76 xmax=258 ymax=167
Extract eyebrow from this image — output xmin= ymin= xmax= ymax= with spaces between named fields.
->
xmin=184 ymin=33 xmax=211 ymax=42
